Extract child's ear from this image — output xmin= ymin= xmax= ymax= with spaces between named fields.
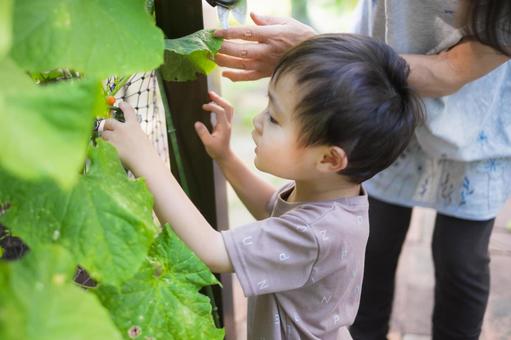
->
xmin=317 ymin=146 xmax=348 ymax=173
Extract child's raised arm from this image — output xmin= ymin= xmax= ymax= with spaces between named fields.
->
xmin=102 ymin=103 xmax=232 ymax=273
xmin=195 ymin=91 xmax=276 ymax=220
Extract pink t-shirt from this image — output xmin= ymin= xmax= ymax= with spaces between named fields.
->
xmin=221 ymin=183 xmax=369 ymax=339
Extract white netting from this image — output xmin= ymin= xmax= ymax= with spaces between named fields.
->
xmin=106 ymin=71 xmax=171 ymax=170
xmin=73 ymin=71 xmax=171 ymax=286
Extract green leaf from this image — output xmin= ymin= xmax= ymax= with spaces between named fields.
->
xmin=10 ymin=0 xmax=164 ymax=78
xmin=0 ymin=0 xmax=12 ymax=59
xmin=0 ymin=245 xmax=123 ymax=340
xmin=0 ymin=140 xmax=159 ymax=285
xmin=97 ymin=225 xmax=224 ymax=340
xmin=0 ymin=264 xmax=25 ymax=340
xmin=161 ymin=30 xmax=223 ymax=82
xmin=0 ymin=58 xmax=105 ymax=188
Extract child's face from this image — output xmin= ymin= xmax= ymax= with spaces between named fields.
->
xmin=251 ymin=74 xmax=325 ymax=180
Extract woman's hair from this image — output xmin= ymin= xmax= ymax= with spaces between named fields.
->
xmin=271 ymin=34 xmax=425 ymax=183
xmin=468 ymin=0 xmax=511 ymax=56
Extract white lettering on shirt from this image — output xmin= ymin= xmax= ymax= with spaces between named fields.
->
xmin=296 ymin=225 xmax=307 ymax=232
xmin=319 ymin=230 xmax=329 ymax=241
xmin=242 ymin=236 xmax=253 ymax=246
xmin=279 ymin=252 xmax=290 ymax=261
xmin=341 ymin=248 xmax=348 ymax=261
xmin=333 ymin=314 xmax=341 ymax=325
xmin=257 ymin=279 xmax=269 ymax=290
xmin=321 ymin=295 xmax=332 ymax=304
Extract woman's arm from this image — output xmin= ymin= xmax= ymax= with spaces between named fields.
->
xmin=215 ymin=13 xmax=509 ymax=97
xmin=403 ymin=39 xmax=510 ymax=97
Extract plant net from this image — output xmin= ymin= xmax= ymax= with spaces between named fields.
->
xmin=107 ymin=71 xmax=171 ymax=169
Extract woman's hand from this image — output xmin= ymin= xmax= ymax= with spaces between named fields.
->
xmin=101 ymin=103 xmax=160 ymax=176
xmin=214 ymin=12 xmax=316 ymax=81
xmin=194 ymin=91 xmax=234 ymax=163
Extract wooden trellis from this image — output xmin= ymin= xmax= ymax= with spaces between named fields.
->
xmin=154 ymin=0 xmax=233 ymax=337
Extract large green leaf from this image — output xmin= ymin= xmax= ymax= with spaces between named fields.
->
xmin=0 ymin=265 xmax=22 ymax=340
xmin=0 ymin=245 xmax=123 ymax=340
xmin=0 ymin=140 xmax=159 ymax=285
xmin=0 ymin=0 xmax=12 ymax=59
xmin=162 ymin=30 xmax=223 ymax=82
xmin=10 ymin=0 xmax=164 ymax=78
xmin=97 ymin=225 xmax=224 ymax=340
xmin=0 ymin=58 xmax=104 ymax=188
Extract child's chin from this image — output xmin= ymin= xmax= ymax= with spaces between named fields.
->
xmin=254 ymin=157 xmax=268 ymax=173
xmin=254 ymin=159 xmax=282 ymax=178
xmin=253 ymin=157 xmax=262 ymax=170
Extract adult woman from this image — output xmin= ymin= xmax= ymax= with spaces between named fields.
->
xmin=214 ymin=1 xmax=511 ymax=339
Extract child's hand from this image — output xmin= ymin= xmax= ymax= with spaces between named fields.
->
xmin=101 ymin=103 xmax=158 ymax=176
xmin=195 ymin=91 xmax=234 ymax=163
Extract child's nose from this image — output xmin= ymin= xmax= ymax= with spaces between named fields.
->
xmin=253 ymin=112 xmax=263 ymax=133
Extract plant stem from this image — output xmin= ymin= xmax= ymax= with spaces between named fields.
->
xmin=155 ymin=71 xmax=190 ymax=195
xmin=156 ymin=70 xmax=221 ymax=328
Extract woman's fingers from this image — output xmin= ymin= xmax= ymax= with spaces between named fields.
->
xmin=222 ymin=69 xmax=264 ymax=82
xmin=215 ymin=53 xmax=260 ymax=71
xmin=215 ymin=26 xmax=267 ymax=42
xmin=219 ymin=41 xmax=267 ymax=60
xmin=215 ymin=53 xmax=270 ymax=79
xmin=214 ymin=13 xmax=290 ymax=40
xmin=250 ymin=12 xmax=291 ymax=26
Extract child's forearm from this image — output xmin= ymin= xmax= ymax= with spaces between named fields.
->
xmin=217 ymin=151 xmax=276 ymax=220
xmin=132 ymin=153 xmax=233 ymax=273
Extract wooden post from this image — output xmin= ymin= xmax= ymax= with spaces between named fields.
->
xmin=154 ymin=0 xmax=229 ymax=331
xmin=154 ymin=0 xmax=216 ymax=225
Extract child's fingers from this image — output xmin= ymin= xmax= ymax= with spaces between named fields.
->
xmin=194 ymin=122 xmax=213 ymax=146
xmin=101 ymin=130 xmax=114 ymax=141
xmin=103 ymin=118 xmax=122 ymax=131
xmin=203 ymin=102 xmax=229 ymax=127
xmin=226 ymin=107 xmax=233 ymax=123
xmin=208 ymin=91 xmax=234 ymax=120
xmin=118 ymin=102 xmax=137 ymax=123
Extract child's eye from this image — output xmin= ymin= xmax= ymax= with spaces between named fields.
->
xmin=265 ymin=109 xmax=278 ymax=125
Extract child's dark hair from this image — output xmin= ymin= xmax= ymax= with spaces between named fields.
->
xmin=271 ymin=33 xmax=425 ymax=183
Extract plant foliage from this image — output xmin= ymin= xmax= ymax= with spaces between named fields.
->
xmin=0 ymin=1 xmax=225 ymax=339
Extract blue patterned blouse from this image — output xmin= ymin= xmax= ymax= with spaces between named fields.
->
xmin=353 ymin=0 xmax=511 ymax=220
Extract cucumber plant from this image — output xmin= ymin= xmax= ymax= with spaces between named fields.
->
xmin=0 ymin=0 xmax=225 ymax=339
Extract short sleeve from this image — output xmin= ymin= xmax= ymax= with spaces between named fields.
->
xmin=221 ymin=212 xmax=319 ymax=297
xmin=265 ymin=190 xmax=279 ymax=216
xmin=264 ymin=182 xmax=294 ymax=215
